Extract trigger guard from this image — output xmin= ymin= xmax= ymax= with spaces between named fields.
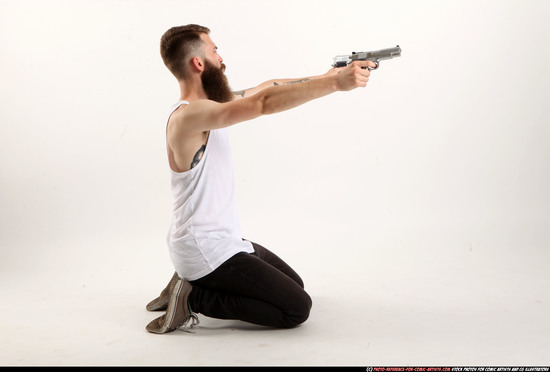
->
xmin=363 ymin=62 xmax=379 ymax=71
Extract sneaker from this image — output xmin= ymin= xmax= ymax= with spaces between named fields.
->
xmin=146 ymin=278 xmax=199 ymax=334
xmin=146 ymin=272 xmax=179 ymax=311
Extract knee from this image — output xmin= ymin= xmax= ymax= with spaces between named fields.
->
xmin=283 ymin=292 xmax=312 ymax=328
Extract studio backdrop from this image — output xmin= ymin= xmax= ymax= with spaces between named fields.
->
xmin=1 ymin=0 xmax=549 ymax=281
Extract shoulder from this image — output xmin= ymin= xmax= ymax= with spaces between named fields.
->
xmin=172 ymin=96 xmax=263 ymax=134
xmin=167 ymin=101 xmax=203 ymax=135
xmin=170 ymin=99 xmax=218 ymax=126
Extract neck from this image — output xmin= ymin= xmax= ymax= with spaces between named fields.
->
xmin=178 ymin=77 xmax=207 ymax=102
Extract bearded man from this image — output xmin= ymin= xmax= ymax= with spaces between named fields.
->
xmin=145 ymin=24 xmax=376 ymax=334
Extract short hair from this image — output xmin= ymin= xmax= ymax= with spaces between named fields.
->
xmin=160 ymin=24 xmax=210 ymax=80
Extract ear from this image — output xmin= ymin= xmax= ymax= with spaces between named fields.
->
xmin=191 ymin=56 xmax=205 ymax=73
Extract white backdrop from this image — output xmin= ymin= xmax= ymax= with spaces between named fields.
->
xmin=1 ymin=0 xmax=549 ymax=366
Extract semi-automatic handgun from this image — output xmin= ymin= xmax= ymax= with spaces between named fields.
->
xmin=332 ymin=45 xmax=402 ymax=70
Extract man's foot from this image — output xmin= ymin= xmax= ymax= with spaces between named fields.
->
xmin=146 ymin=278 xmax=199 ymax=334
xmin=146 ymin=272 xmax=179 ymax=311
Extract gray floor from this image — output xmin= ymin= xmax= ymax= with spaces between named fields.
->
xmin=1 ymin=235 xmax=548 ymax=366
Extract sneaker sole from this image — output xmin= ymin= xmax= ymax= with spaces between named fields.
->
xmin=157 ymin=279 xmax=184 ymax=334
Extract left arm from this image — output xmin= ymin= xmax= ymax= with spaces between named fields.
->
xmin=233 ymin=67 xmax=342 ymax=100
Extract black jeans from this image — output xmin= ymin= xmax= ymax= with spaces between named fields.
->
xmin=188 ymin=241 xmax=312 ymax=328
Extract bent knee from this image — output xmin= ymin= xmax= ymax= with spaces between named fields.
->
xmin=282 ymin=292 xmax=312 ymax=328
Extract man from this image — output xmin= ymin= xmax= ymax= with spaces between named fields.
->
xmin=146 ymin=24 xmax=376 ymax=334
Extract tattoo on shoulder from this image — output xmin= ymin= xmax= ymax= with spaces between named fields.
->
xmin=190 ymin=144 xmax=206 ymax=169
xmin=273 ymin=79 xmax=310 ymax=86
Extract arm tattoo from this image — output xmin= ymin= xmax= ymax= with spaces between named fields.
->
xmin=235 ymin=80 xmax=310 ymax=96
xmin=273 ymin=79 xmax=310 ymax=86
xmin=190 ymin=144 xmax=206 ymax=169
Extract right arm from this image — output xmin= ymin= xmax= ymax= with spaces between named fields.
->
xmin=177 ymin=60 xmax=375 ymax=135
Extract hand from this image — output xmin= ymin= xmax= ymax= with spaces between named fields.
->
xmin=335 ymin=60 xmax=376 ymax=91
xmin=322 ymin=66 xmax=344 ymax=78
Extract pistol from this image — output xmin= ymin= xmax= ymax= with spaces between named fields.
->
xmin=332 ymin=45 xmax=402 ymax=70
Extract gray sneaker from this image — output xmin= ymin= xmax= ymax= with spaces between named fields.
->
xmin=146 ymin=272 xmax=179 ymax=311
xmin=146 ymin=278 xmax=199 ymax=334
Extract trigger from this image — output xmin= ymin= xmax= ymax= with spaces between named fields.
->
xmin=362 ymin=62 xmax=379 ymax=71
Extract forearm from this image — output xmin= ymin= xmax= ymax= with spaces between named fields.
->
xmin=234 ymin=73 xmax=327 ymax=99
xmin=258 ymin=75 xmax=339 ymax=115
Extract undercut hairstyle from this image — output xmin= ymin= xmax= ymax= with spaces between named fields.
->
xmin=160 ymin=24 xmax=210 ymax=80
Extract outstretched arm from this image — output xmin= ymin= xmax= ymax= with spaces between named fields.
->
xmin=174 ymin=60 xmax=376 ymax=136
xmin=233 ymin=67 xmax=342 ymax=99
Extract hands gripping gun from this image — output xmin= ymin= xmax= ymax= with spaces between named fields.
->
xmin=332 ymin=45 xmax=402 ymax=70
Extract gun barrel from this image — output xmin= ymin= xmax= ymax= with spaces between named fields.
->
xmin=333 ymin=45 xmax=402 ymax=68
xmin=364 ymin=45 xmax=402 ymax=60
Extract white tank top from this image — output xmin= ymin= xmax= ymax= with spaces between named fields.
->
xmin=166 ymin=101 xmax=253 ymax=281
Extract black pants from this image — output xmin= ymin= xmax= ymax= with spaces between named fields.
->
xmin=188 ymin=241 xmax=312 ymax=328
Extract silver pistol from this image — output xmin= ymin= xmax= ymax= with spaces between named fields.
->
xmin=332 ymin=45 xmax=402 ymax=70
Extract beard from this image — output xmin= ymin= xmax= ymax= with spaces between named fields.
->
xmin=201 ymin=60 xmax=234 ymax=103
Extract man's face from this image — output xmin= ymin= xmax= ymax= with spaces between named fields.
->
xmin=200 ymin=34 xmax=233 ymax=103
xmin=200 ymin=33 xmax=223 ymax=69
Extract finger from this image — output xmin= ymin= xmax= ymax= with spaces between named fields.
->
xmin=355 ymin=74 xmax=369 ymax=87
xmin=351 ymin=60 xmax=377 ymax=70
xmin=360 ymin=71 xmax=371 ymax=84
xmin=351 ymin=61 xmax=379 ymax=70
xmin=349 ymin=63 xmax=370 ymax=75
xmin=354 ymin=67 xmax=371 ymax=80
xmin=361 ymin=68 xmax=371 ymax=77
xmin=366 ymin=60 xmax=377 ymax=69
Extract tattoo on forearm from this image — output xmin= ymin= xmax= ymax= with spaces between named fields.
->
xmin=273 ymin=79 xmax=310 ymax=86
xmin=235 ymin=79 xmax=310 ymax=96
xmin=190 ymin=144 xmax=206 ymax=169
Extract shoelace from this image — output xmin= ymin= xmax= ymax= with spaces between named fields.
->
xmin=178 ymin=313 xmax=200 ymax=333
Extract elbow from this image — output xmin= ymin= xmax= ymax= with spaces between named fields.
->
xmin=257 ymin=91 xmax=270 ymax=116
xmin=257 ymin=90 xmax=280 ymax=116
